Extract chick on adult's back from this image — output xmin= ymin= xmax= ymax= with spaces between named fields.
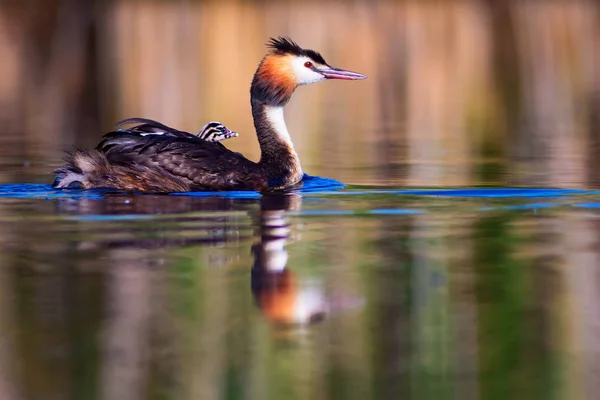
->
xmin=53 ymin=37 xmax=366 ymax=193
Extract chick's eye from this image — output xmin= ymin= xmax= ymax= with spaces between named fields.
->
xmin=304 ymin=61 xmax=313 ymax=68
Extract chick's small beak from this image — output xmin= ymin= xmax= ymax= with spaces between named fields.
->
xmin=319 ymin=66 xmax=367 ymax=80
xmin=225 ymin=128 xmax=239 ymax=138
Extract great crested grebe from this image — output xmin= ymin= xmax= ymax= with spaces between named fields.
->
xmin=53 ymin=37 xmax=366 ymax=192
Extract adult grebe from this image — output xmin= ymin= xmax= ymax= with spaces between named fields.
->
xmin=53 ymin=37 xmax=366 ymax=192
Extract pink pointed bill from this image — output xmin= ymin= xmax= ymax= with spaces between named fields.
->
xmin=320 ymin=66 xmax=367 ymax=80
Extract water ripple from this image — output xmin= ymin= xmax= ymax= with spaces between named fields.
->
xmin=0 ymin=182 xmax=593 ymax=200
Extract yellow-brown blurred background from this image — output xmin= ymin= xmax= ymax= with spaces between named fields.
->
xmin=3 ymin=3 xmax=600 ymax=400
xmin=1 ymin=0 xmax=598 ymax=188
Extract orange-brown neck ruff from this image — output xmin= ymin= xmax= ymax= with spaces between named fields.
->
xmin=251 ymin=55 xmax=296 ymax=107
xmin=250 ymin=53 xmax=303 ymax=188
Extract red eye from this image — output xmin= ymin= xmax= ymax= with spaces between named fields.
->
xmin=304 ymin=61 xmax=313 ymax=68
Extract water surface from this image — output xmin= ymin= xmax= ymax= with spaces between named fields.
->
xmin=1 ymin=182 xmax=600 ymax=399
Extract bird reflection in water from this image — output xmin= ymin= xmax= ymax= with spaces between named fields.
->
xmin=55 ymin=192 xmax=357 ymax=326
xmin=251 ymin=194 xmax=329 ymax=326
xmin=20 ymin=192 xmax=367 ymax=399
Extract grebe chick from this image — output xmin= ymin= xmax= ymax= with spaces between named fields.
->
xmin=196 ymin=121 xmax=238 ymax=142
xmin=115 ymin=117 xmax=238 ymax=142
xmin=53 ymin=37 xmax=366 ymax=192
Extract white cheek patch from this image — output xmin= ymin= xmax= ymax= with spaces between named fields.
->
xmin=290 ymin=56 xmax=326 ymax=85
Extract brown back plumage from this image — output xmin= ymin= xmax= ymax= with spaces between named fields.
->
xmin=53 ymin=119 xmax=267 ymax=192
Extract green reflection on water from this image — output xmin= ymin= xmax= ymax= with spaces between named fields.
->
xmin=1 ymin=191 xmax=598 ymax=399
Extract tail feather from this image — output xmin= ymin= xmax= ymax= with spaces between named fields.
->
xmin=52 ymin=148 xmax=190 ymax=192
xmin=53 ymin=150 xmax=108 ymax=189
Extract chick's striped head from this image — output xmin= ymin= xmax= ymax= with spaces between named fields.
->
xmin=197 ymin=122 xmax=239 ymax=142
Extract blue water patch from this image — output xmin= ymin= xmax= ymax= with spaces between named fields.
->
xmin=170 ymin=190 xmax=262 ymax=199
xmin=298 ymin=174 xmax=346 ymax=192
xmin=0 ymin=184 xmax=107 ymax=200
xmin=320 ymin=188 xmax=589 ymax=198
xmin=0 ymin=175 xmax=343 ymax=200
xmin=479 ymin=202 xmax=559 ymax=211
xmin=0 ymin=183 xmax=592 ymax=200
xmin=573 ymin=203 xmax=600 ymax=208
xmin=368 ymin=208 xmax=424 ymax=215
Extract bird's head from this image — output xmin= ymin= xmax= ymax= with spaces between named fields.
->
xmin=251 ymin=37 xmax=367 ymax=106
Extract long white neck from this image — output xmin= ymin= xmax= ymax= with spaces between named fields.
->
xmin=251 ymin=100 xmax=303 ymax=188
xmin=263 ymin=106 xmax=293 ymax=146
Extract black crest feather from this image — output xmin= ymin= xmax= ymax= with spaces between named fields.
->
xmin=267 ymin=37 xmax=327 ymax=65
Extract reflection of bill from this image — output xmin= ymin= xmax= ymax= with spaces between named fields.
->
xmin=251 ymin=194 xmax=364 ymax=327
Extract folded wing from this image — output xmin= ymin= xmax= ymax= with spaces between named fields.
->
xmin=95 ymin=119 xmax=266 ymax=191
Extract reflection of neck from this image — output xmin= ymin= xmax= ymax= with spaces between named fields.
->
xmin=251 ymin=194 xmax=331 ymax=326
xmin=252 ymin=100 xmax=303 ymax=188
xmin=255 ymin=210 xmax=290 ymax=272
xmin=252 ymin=194 xmax=300 ymax=272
